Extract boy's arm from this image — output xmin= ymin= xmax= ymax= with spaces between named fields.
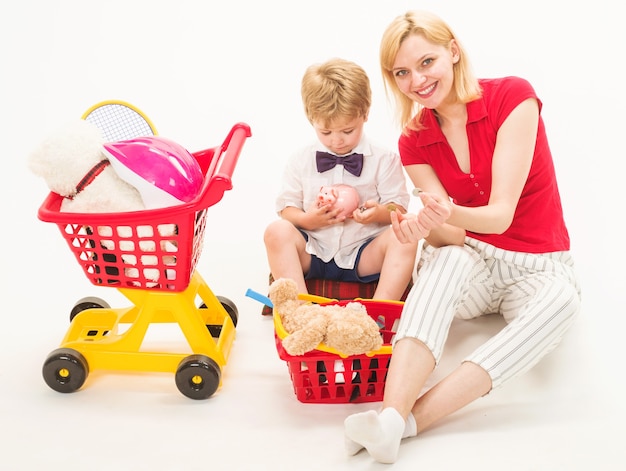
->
xmin=352 ymin=150 xmax=410 ymax=224
xmin=281 ymin=204 xmax=349 ymax=231
xmin=351 ymin=201 xmax=403 ymax=225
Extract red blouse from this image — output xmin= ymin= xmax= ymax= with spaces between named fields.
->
xmin=399 ymin=76 xmax=570 ymax=253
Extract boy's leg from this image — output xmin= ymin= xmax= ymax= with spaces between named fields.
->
xmin=357 ymin=228 xmax=418 ymax=300
xmin=263 ymin=219 xmax=311 ymax=294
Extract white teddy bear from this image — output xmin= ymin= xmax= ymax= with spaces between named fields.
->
xmin=28 ymin=119 xmax=176 ymax=285
xmin=28 ymin=119 xmax=145 ymax=213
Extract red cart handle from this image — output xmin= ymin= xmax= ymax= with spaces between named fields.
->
xmin=192 ymin=122 xmax=252 ymax=209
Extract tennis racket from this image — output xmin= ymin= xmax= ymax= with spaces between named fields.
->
xmin=81 ymin=99 xmax=157 ymax=142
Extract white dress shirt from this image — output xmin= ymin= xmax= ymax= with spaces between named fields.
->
xmin=274 ymin=136 xmax=410 ymax=269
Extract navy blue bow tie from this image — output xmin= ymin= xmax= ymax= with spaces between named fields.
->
xmin=315 ymin=151 xmax=364 ymax=177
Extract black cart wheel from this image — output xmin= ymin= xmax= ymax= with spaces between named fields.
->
xmin=70 ymin=296 xmax=110 ymax=322
xmin=200 ymin=296 xmax=239 ymax=337
xmin=42 ymin=348 xmax=89 ymax=393
xmin=216 ymin=296 xmax=238 ymax=327
xmin=199 ymin=296 xmax=238 ymax=326
xmin=175 ymin=354 xmax=221 ymax=400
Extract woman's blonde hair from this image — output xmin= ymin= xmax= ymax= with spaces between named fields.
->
xmin=379 ymin=10 xmax=481 ymax=132
xmin=301 ymin=58 xmax=371 ymax=128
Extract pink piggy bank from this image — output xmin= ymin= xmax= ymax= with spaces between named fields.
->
xmin=317 ymin=184 xmax=360 ymax=218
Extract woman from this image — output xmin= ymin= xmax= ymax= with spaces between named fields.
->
xmin=344 ymin=10 xmax=581 ymax=464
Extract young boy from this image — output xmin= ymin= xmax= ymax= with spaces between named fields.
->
xmin=264 ymin=58 xmax=417 ymax=300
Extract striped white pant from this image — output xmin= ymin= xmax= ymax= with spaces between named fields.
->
xmin=395 ymin=236 xmax=582 ymax=389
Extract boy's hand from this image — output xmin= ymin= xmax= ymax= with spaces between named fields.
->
xmin=304 ymin=201 xmax=347 ymax=228
xmin=351 ymin=200 xmax=387 ymax=224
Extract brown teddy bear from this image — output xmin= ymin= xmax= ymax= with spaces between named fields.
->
xmin=268 ymin=277 xmax=383 ymax=356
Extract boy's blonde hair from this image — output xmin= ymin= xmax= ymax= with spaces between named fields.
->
xmin=379 ymin=10 xmax=481 ymax=132
xmin=301 ymin=58 xmax=371 ymax=128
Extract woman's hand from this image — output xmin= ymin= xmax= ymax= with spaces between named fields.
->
xmin=390 ymin=191 xmax=452 ymax=243
xmin=418 ymin=191 xmax=452 ymax=229
xmin=391 ymin=210 xmax=427 ymax=243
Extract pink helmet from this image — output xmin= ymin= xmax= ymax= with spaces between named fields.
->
xmin=103 ymin=136 xmax=204 ymax=209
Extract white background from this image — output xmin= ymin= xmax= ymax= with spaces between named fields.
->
xmin=1 ymin=1 xmax=624 ymax=470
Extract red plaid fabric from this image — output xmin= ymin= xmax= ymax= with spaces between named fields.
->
xmin=261 ymin=274 xmax=412 ymax=316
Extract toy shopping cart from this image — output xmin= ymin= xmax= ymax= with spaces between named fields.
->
xmin=274 ymin=297 xmax=403 ymax=404
xmin=38 ymin=122 xmax=252 ymax=399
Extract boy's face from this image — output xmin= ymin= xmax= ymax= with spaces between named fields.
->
xmin=312 ymin=115 xmax=367 ymax=156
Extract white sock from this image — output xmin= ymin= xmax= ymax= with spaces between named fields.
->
xmin=344 ymin=408 xmax=410 ymax=463
xmin=344 ymin=410 xmax=417 ymax=456
xmin=404 ymin=412 xmax=417 ymax=438
xmin=345 ymin=433 xmax=366 ymax=456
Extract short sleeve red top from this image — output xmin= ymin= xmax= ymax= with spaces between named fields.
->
xmin=398 ymin=76 xmax=570 ymax=253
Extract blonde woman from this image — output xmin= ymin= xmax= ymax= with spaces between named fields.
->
xmin=344 ymin=10 xmax=581 ymax=464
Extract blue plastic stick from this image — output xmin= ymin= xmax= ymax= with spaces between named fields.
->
xmin=245 ymin=288 xmax=273 ymax=308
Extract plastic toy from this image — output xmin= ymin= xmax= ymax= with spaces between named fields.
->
xmin=270 ymin=277 xmax=404 ymax=403
xmin=103 ymin=136 xmax=204 ymax=209
xmin=82 ymin=99 xmax=157 ymax=141
xmin=37 ymin=122 xmax=252 ymax=399
xmin=268 ymin=277 xmax=382 ymax=356
xmin=317 ymin=183 xmax=360 ymax=218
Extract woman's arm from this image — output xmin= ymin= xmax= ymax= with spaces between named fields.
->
xmin=446 ymin=98 xmax=539 ymax=234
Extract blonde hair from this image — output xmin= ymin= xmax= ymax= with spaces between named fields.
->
xmin=379 ymin=10 xmax=481 ymax=132
xmin=301 ymin=58 xmax=371 ymax=127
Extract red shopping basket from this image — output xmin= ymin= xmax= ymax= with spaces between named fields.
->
xmin=37 ymin=123 xmax=252 ymax=292
xmin=274 ymin=299 xmax=403 ymax=404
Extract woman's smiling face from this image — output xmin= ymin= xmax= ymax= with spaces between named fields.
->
xmin=392 ymin=33 xmax=459 ymax=109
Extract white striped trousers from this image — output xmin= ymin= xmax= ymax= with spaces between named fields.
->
xmin=395 ymin=236 xmax=582 ymax=389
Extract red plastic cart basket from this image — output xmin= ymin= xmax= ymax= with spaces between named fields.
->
xmin=274 ymin=298 xmax=403 ymax=404
xmin=38 ymin=123 xmax=252 ymax=292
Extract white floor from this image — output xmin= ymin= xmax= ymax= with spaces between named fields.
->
xmin=3 ymin=1 xmax=625 ymax=470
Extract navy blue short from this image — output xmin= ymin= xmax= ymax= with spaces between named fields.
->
xmin=301 ymin=231 xmax=380 ymax=283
